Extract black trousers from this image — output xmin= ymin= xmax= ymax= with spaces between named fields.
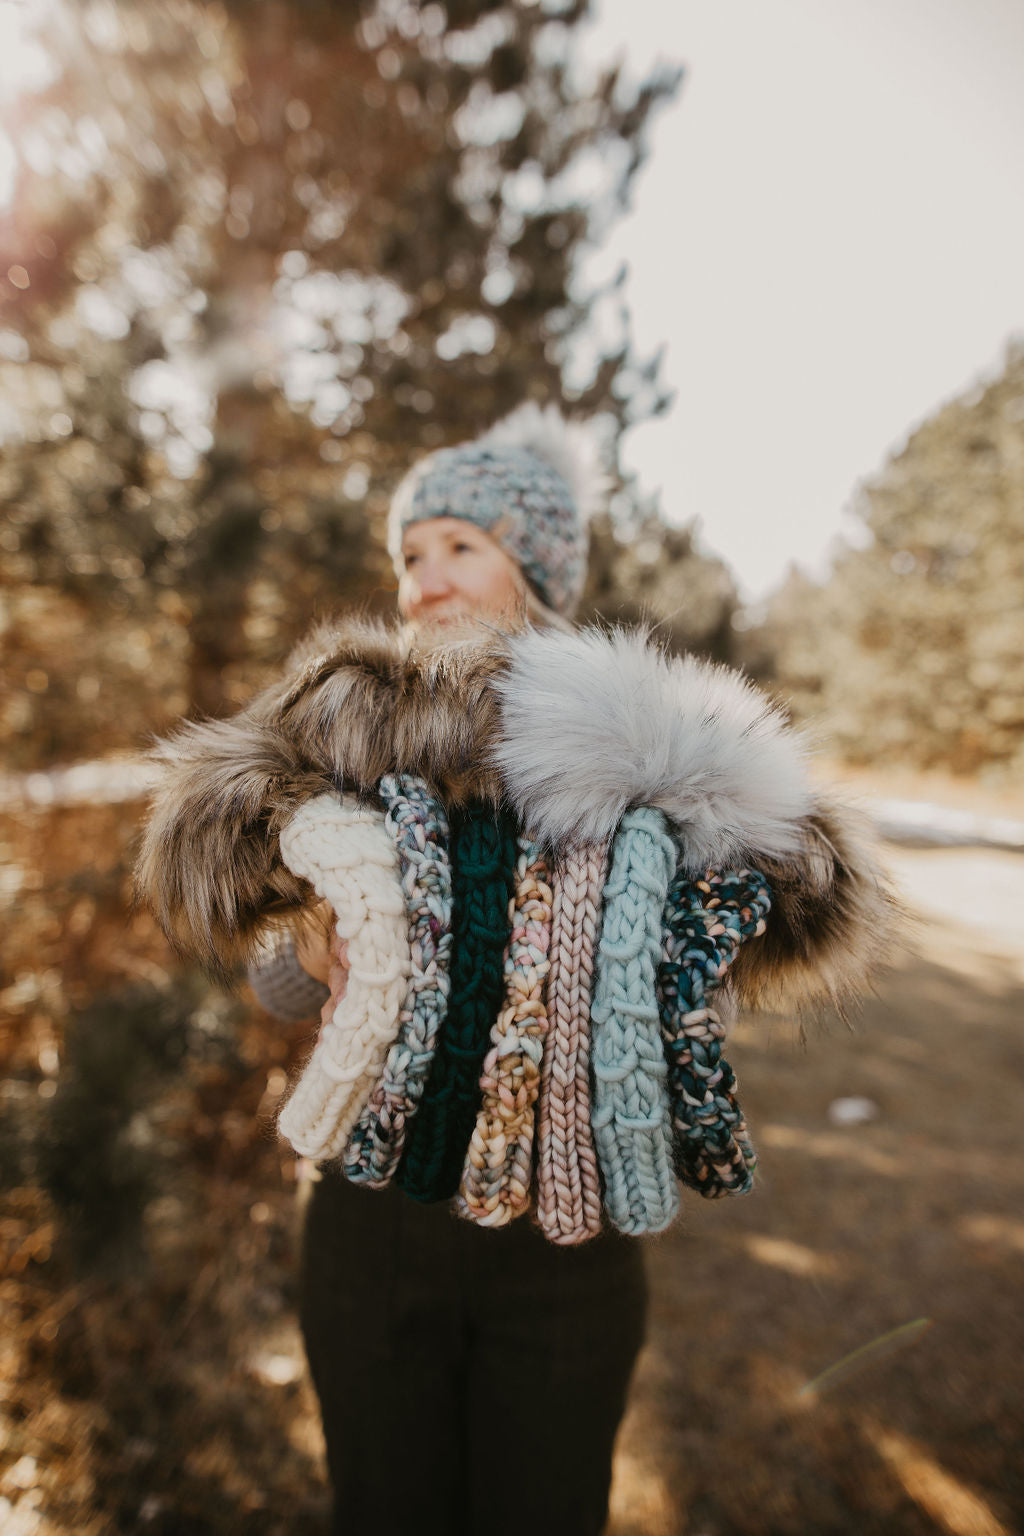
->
xmin=300 ymin=1169 xmax=648 ymax=1536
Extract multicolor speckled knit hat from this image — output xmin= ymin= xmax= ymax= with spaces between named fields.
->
xmin=388 ymin=403 xmax=606 ymax=617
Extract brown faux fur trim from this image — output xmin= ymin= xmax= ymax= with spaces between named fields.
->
xmin=136 ymin=618 xmax=512 ymax=972
xmin=271 ymin=618 xmax=510 ymax=806
xmin=728 ymin=796 xmax=900 ymax=1017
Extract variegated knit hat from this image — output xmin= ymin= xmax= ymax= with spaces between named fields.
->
xmin=387 ymin=403 xmax=606 ymax=617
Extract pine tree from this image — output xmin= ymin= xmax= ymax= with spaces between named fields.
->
xmin=0 ymin=1 xmax=734 ymax=764
xmin=749 ymin=343 xmax=1024 ymax=776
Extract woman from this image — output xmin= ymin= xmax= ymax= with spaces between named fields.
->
xmin=250 ymin=404 xmax=648 ymax=1536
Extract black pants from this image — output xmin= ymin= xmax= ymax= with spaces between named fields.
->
xmin=300 ymin=1169 xmax=648 ymax=1536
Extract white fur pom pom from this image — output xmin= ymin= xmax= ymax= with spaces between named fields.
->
xmin=493 ymin=628 xmax=812 ymax=869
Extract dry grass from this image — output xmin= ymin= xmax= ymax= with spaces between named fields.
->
xmin=609 ymin=849 xmax=1024 ymax=1535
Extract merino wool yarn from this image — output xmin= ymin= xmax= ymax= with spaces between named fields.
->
xmin=398 ymin=804 xmax=518 ymax=1203
xmin=276 ymin=795 xmax=410 ymax=1162
xmin=535 ymin=842 xmax=607 ymax=1245
xmin=344 ymin=776 xmax=454 ymax=1188
xmin=590 ymin=807 xmax=679 ymax=1236
xmin=659 ymin=869 xmax=770 ymax=1197
xmin=458 ymin=839 xmax=552 ymax=1227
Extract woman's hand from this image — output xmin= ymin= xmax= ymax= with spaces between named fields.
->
xmin=292 ymin=903 xmax=350 ymax=1048
xmin=314 ymin=922 xmax=350 ymax=1048
xmin=293 ymin=901 xmax=335 ymax=985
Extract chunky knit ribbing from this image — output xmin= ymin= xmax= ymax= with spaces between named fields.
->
xmin=535 ymin=842 xmax=607 ymax=1244
xmin=398 ymin=804 xmax=517 ymax=1203
xmin=458 ymin=838 xmax=552 ymax=1226
xmin=276 ymin=795 xmax=410 ymax=1161
xmin=659 ymin=868 xmax=770 ymax=1196
xmin=343 ymin=776 xmax=453 ymax=1187
xmin=591 ymin=807 xmax=679 ymax=1236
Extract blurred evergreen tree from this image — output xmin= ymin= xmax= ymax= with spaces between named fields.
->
xmin=581 ymin=504 xmax=737 ymax=658
xmin=745 ymin=343 xmax=1024 ymax=776
xmin=37 ymin=981 xmax=193 ymax=1260
xmin=0 ymin=0 xmax=735 ymax=765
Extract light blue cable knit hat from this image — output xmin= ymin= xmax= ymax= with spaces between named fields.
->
xmin=388 ymin=403 xmax=607 ymax=617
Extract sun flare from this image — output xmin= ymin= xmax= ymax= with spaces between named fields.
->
xmin=0 ymin=0 xmax=57 ymax=205
xmin=0 ymin=1 xmax=55 ymax=105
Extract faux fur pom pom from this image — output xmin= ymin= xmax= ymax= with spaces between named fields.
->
xmin=491 ymin=627 xmax=897 ymax=1015
xmin=492 ymin=627 xmax=812 ymax=868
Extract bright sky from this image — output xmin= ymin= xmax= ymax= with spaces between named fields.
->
xmin=584 ymin=0 xmax=1024 ymax=600
xmin=3 ymin=0 xmax=1022 ymax=602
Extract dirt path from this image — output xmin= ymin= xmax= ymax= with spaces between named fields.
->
xmin=608 ymin=846 xmax=1024 ymax=1535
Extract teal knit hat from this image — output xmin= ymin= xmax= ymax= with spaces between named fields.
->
xmin=388 ymin=403 xmax=606 ymax=617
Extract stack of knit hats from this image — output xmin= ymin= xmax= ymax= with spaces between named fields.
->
xmin=273 ymin=780 xmax=767 ymax=1239
xmin=137 ymin=621 xmax=892 ymax=1243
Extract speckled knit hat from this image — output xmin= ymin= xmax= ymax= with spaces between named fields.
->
xmin=387 ymin=403 xmax=607 ymax=617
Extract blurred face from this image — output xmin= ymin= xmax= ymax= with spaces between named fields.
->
xmin=398 ymin=516 xmax=525 ymax=627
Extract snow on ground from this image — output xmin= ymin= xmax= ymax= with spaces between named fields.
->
xmin=3 ymin=758 xmax=1023 ymax=856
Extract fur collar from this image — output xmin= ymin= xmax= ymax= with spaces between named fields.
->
xmin=137 ymin=618 xmax=894 ymax=1008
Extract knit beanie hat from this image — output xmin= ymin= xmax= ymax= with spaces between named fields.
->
xmin=387 ymin=403 xmax=606 ymax=618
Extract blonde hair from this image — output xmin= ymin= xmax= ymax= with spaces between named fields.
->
xmin=522 ymin=581 xmax=575 ymax=633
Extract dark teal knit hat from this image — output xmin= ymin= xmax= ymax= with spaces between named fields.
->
xmin=388 ymin=403 xmax=606 ymax=617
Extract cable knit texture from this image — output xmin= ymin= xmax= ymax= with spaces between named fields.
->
xmin=398 ymin=804 xmax=517 ymax=1202
xmin=591 ymin=808 xmax=679 ymax=1236
xmin=276 ymin=795 xmax=410 ymax=1161
xmin=659 ymin=868 xmax=770 ymax=1196
xmin=535 ymin=842 xmax=607 ymax=1244
xmin=458 ymin=838 xmax=552 ymax=1227
xmin=344 ymin=776 xmax=454 ymax=1187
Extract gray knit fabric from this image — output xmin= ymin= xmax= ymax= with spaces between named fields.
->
xmin=247 ymin=932 xmax=330 ymax=1022
xmin=387 ymin=404 xmax=602 ymax=618
xmin=390 ymin=443 xmax=583 ymax=616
